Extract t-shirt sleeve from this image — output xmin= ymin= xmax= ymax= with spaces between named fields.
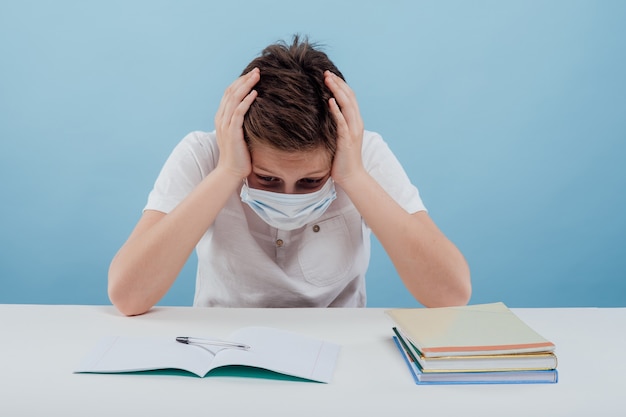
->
xmin=144 ymin=131 xmax=219 ymax=214
xmin=361 ymin=130 xmax=427 ymax=214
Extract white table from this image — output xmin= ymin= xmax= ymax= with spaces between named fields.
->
xmin=1 ymin=305 xmax=624 ymax=416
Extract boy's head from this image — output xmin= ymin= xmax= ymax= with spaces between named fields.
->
xmin=240 ymin=35 xmax=345 ymax=159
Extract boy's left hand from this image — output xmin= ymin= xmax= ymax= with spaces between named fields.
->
xmin=324 ymin=71 xmax=365 ymax=186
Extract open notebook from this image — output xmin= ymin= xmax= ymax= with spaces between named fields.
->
xmin=75 ymin=326 xmax=341 ymax=383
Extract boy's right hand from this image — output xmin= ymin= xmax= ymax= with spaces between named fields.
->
xmin=214 ymin=68 xmax=260 ymax=180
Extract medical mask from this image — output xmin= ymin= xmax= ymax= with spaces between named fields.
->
xmin=240 ymin=178 xmax=337 ymax=231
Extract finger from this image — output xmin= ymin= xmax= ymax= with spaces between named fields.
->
xmin=325 ymin=72 xmax=358 ymax=118
xmin=328 ymin=97 xmax=349 ymax=137
xmin=217 ymin=68 xmax=260 ymax=126
xmin=218 ymin=68 xmax=259 ymax=122
xmin=324 ymin=71 xmax=356 ymax=105
xmin=230 ymin=89 xmax=258 ymax=130
xmin=325 ymin=72 xmax=362 ymax=133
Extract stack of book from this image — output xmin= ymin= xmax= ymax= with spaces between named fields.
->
xmin=386 ymin=302 xmax=558 ymax=385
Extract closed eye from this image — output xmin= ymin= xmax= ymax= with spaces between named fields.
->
xmin=299 ymin=178 xmax=323 ymax=184
xmin=297 ymin=177 xmax=325 ymax=189
xmin=256 ymin=175 xmax=280 ymax=183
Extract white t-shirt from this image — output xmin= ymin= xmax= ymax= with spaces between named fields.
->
xmin=145 ymin=130 xmax=426 ymax=307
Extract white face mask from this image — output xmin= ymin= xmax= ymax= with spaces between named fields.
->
xmin=240 ymin=178 xmax=337 ymax=231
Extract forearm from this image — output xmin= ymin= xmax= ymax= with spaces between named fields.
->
xmin=340 ymin=171 xmax=471 ymax=307
xmin=108 ymin=167 xmax=242 ymax=315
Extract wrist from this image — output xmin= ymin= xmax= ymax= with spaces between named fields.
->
xmin=211 ymin=165 xmax=248 ymax=190
xmin=333 ymin=167 xmax=369 ymax=191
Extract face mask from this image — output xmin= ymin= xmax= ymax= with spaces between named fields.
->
xmin=240 ymin=178 xmax=337 ymax=231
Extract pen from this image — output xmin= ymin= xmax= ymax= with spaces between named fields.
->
xmin=175 ymin=336 xmax=250 ymax=350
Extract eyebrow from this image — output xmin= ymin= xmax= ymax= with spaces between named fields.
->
xmin=253 ymin=165 xmax=330 ymax=179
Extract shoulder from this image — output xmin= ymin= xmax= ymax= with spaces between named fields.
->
xmin=176 ymin=130 xmax=218 ymax=156
xmin=361 ymin=130 xmax=398 ymax=168
xmin=362 ymin=129 xmax=384 ymax=146
xmin=359 ymin=130 xmax=426 ymax=212
xmin=362 ymin=129 xmax=393 ymax=155
xmin=167 ymin=130 xmax=219 ymax=170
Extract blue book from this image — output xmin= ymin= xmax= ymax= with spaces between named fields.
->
xmin=392 ymin=336 xmax=558 ymax=385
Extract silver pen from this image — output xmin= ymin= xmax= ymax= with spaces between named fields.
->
xmin=175 ymin=336 xmax=250 ymax=350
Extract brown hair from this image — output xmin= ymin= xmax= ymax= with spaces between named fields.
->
xmin=241 ymin=35 xmax=345 ymax=157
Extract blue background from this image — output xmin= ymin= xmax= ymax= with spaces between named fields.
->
xmin=1 ymin=1 xmax=624 ymax=308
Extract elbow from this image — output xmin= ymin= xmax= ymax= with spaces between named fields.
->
xmin=439 ymin=252 xmax=472 ymax=307
xmin=442 ymin=261 xmax=472 ymax=307
xmin=424 ymin=283 xmax=471 ymax=308
xmin=450 ymin=272 xmax=472 ymax=306
xmin=108 ymin=285 xmax=151 ymax=317
xmin=423 ymin=264 xmax=472 ymax=308
xmin=108 ymin=266 xmax=151 ymax=317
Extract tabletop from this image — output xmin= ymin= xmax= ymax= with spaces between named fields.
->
xmin=1 ymin=304 xmax=625 ymax=416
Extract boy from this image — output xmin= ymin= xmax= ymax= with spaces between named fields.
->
xmin=108 ymin=36 xmax=471 ymax=316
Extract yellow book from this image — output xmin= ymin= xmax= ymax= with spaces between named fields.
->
xmin=386 ymin=302 xmax=555 ymax=358
xmin=392 ymin=327 xmax=557 ymax=372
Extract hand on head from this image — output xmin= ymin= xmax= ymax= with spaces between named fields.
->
xmin=215 ymin=68 xmax=259 ymax=180
xmin=324 ymin=71 xmax=365 ymax=186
